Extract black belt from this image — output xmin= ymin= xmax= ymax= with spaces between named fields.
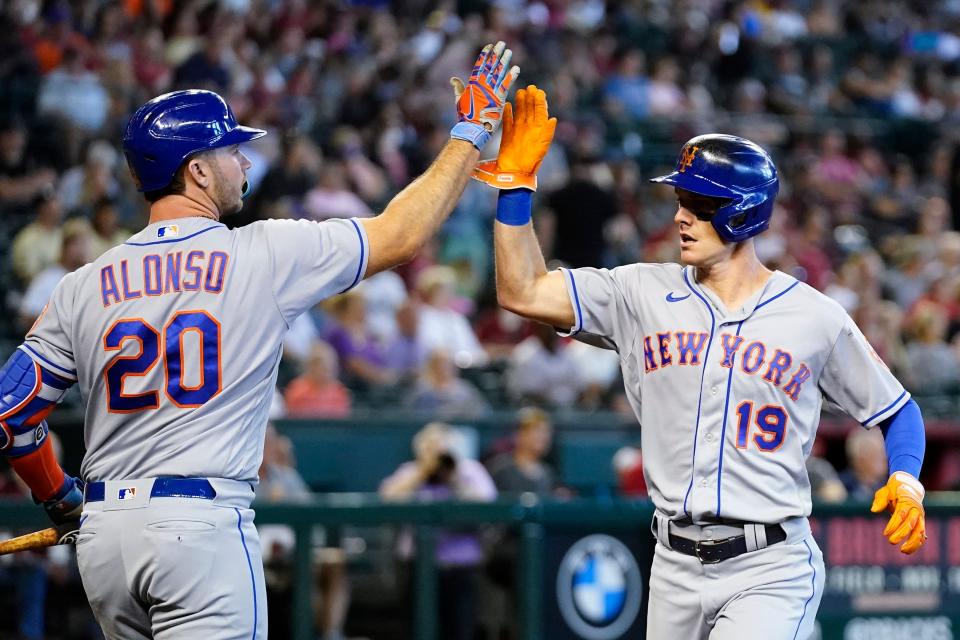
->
xmin=656 ymin=515 xmax=786 ymax=564
xmin=85 ymin=478 xmax=216 ymax=502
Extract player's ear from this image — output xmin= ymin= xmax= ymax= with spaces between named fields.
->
xmin=185 ymin=153 xmax=212 ymax=189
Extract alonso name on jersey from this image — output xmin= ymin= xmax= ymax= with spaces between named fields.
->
xmin=99 ymin=250 xmax=230 ymax=307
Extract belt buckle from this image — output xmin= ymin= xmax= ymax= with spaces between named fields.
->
xmin=694 ymin=539 xmax=723 ymax=564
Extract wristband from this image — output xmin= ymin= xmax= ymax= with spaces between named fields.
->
xmin=450 ymin=122 xmax=491 ymax=150
xmin=496 ymin=189 xmax=533 ymax=226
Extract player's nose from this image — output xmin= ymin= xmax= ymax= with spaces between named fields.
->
xmin=674 ymin=205 xmax=694 ymax=226
xmin=239 ymin=151 xmax=252 ymax=170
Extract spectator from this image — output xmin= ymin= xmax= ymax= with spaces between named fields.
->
xmin=256 ymin=425 xmax=353 ymax=640
xmin=839 ymin=428 xmax=889 ymax=502
xmin=36 ymin=47 xmax=109 ymax=133
xmin=323 ymin=292 xmax=394 ymax=389
xmin=11 ymin=190 xmax=66 ymax=284
xmin=565 ymin=339 xmax=621 ymax=410
xmin=474 ymin=306 xmax=534 ymax=361
xmin=602 ymin=48 xmax=648 ymax=120
xmin=8 ymin=0 xmax=960 ymax=632
xmin=1 ymin=0 xmax=960 ymax=428
xmin=283 ymin=310 xmax=323 ymax=367
xmin=506 ymin=323 xmax=584 ymax=408
xmin=0 ymin=432 xmax=88 ymax=640
xmin=902 ymin=300 xmax=960 ymax=393
xmin=415 ymin=266 xmax=487 ymax=367
xmin=483 ymin=407 xmax=563 ymax=638
xmin=19 ymin=229 xmax=91 ymax=331
xmin=405 ymin=348 xmax=490 ymax=418
xmin=545 ymin=155 xmax=619 ymax=268
xmin=132 ymin=26 xmax=173 ymax=94
xmin=0 ymin=122 xmax=56 ymax=209
xmin=164 ymin=6 xmax=201 ymax=68
xmin=28 ymin=5 xmax=89 ymax=75
xmin=284 ymin=341 xmax=352 ymax=419
xmin=86 ymin=198 xmax=130 ymax=258
xmin=806 ymin=438 xmax=848 ymax=504
xmin=383 ymin=300 xmax=427 ymax=382
xmin=172 ymin=24 xmax=232 ymax=91
xmin=304 ymin=161 xmax=373 ymax=221
xmin=646 ymin=57 xmax=686 ymax=116
xmin=380 ymin=422 xmax=497 ymax=640
xmin=884 ymin=237 xmax=935 ymax=310
xmin=613 ymin=446 xmax=648 ymax=497
xmin=356 ymin=269 xmax=408 ymax=344
xmin=255 ymin=134 xmax=322 ymax=217
xmin=486 ymin=408 xmax=559 ymax=496
xmin=57 ymin=140 xmax=121 ymax=215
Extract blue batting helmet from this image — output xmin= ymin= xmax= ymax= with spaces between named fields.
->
xmin=650 ymin=134 xmax=779 ymax=242
xmin=122 ymin=90 xmax=266 ymax=193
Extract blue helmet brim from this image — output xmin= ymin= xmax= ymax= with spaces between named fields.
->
xmin=219 ymin=125 xmax=267 ymax=146
xmin=649 ymin=171 xmax=739 ymax=200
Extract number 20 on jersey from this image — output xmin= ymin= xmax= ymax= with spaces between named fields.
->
xmin=103 ymin=311 xmax=221 ymax=412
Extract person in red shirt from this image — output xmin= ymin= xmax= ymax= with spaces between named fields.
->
xmin=284 ymin=340 xmax=352 ymax=418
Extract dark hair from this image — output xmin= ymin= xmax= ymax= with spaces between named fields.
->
xmin=517 ymin=407 xmax=549 ymax=432
xmin=143 ymin=162 xmax=188 ymax=203
xmin=31 ymin=183 xmax=57 ymax=209
xmin=92 ymin=196 xmax=116 ymax=214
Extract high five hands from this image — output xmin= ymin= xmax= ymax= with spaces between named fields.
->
xmin=472 ymin=84 xmax=557 ymax=191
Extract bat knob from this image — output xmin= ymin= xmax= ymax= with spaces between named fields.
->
xmin=55 ymin=522 xmax=80 ymax=545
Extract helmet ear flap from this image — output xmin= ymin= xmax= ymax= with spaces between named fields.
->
xmin=727 ymin=213 xmax=748 ymax=230
xmin=713 ymin=198 xmax=774 ymax=242
xmin=723 ymin=193 xmax=763 ymax=232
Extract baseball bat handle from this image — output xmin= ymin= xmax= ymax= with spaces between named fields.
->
xmin=0 ymin=522 xmax=79 ymax=556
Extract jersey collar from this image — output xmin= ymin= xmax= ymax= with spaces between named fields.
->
xmin=684 ymin=267 xmax=797 ymax=323
xmin=125 ymin=217 xmax=225 ymax=246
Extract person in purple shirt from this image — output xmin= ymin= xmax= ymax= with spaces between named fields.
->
xmin=323 ymin=291 xmax=395 ymax=388
xmin=382 ymin=300 xmax=427 ymax=382
xmin=379 ymin=422 xmax=496 ymax=640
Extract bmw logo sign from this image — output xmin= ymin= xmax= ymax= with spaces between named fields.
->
xmin=556 ymin=534 xmax=643 ymax=639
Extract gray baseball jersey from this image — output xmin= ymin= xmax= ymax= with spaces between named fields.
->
xmin=23 ymin=215 xmax=368 ymax=639
xmin=560 ymin=263 xmax=908 ymax=525
xmin=21 ymin=215 xmax=368 ymax=482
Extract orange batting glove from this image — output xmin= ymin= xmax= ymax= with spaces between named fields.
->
xmin=870 ymin=471 xmax=927 ymax=554
xmin=471 ymin=84 xmax=557 ymax=191
xmin=450 ymin=42 xmax=520 ymax=150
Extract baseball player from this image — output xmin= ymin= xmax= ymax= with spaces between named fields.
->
xmin=0 ymin=43 xmax=518 ymax=638
xmin=475 ymin=86 xmax=927 ymax=638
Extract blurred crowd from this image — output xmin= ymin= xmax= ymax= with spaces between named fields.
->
xmin=4 ymin=0 xmax=960 ymax=419
xmin=8 ymin=1 xmax=960 ymax=636
xmin=5 ymin=0 xmax=960 ymax=419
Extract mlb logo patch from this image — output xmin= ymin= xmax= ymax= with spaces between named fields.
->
xmin=118 ymin=487 xmax=137 ymax=500
xmin=158 ymin=225 xmax=180 ymax=238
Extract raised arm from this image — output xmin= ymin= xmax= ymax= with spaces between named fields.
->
xmin=494 ymin=205 xmax=573 ymax=328
xmin=361 ymin=140 xmax=477 ymax=276
xmin=476 ymin=85 xmax=574 ymax=329
xmin=361 ymin=42 xmax=519 ymax=277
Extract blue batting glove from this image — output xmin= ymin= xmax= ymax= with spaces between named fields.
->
xmin=450 ymin=41 xmax=520 ymax=150
xmin=40 ymin=476 xmax=84 ymax=526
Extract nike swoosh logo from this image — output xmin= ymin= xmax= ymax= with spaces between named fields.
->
xmin=665 ymin=292 xmax=691 ymax=302
xmin=464 ymin=90 xmax=476 ymax=121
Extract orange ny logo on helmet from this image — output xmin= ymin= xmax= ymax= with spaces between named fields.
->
xmin=678 ymin=145 xmax=699 ymax=172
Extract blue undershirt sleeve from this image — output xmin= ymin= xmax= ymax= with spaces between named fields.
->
xmin=878 ymin=398 xmax=925 ymax=478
